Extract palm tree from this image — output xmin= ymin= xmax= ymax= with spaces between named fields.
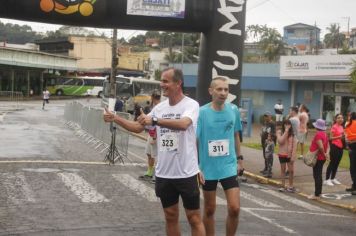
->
xmin=350 ymin=59 xmax=356 ymax=94
xmin=324 ymin=23 xmax=345 ymax=49
xmin=247 ymin=24 xmax=285 ymax=62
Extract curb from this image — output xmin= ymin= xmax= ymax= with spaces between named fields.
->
xmin=244 ymin=171 xmax=356 ymax=213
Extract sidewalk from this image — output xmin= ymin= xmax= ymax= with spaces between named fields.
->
xmin=242 ymin=124 xmax=356 ymax=213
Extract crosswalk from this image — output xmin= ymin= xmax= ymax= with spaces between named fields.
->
xmin=0 ymin=168 xmax=328 ymax=214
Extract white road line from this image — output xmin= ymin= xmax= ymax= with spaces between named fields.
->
xmin=0 ymin=160 xmax=146 ymax=166
xmin=112 ymin=174 xmax=159 ymax=202
xmin=1 ymin=173 xmax=36 ymax=203
xmin=261 ymin=189 xmax=328 ymax=212
xmin=58 ymin=173 xmax=109 ymax=203
xmin=242 ymin=208 xmax=355 ymax=219
xmin=243 ymin=208 xmax=298 ymax=234
xmin=240 ymin=191 xmax=281 ymax=208
xmin=217 ymin=185 xmax=281 ymax=208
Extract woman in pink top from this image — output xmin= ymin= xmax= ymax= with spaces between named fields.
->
xmin=324 ymin=114 xmax=344 ymax=186
xmin=308 ymin=119 xmax=329 ymax=200
xmin=277 ymin=120 xmax=297 ymax=192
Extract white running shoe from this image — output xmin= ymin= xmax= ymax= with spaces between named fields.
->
xmin=331 ymin=179 xmax=341 ymax=185
xmin=324 ymin=179 xmax=334 ymax=186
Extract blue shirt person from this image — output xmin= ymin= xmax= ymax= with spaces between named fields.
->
xmin=196 ymin=76 xmax=243 ymax=235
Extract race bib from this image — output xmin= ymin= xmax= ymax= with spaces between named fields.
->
xmin=208 ymin=139 xmax=229 ymax=157
xmin=160 ymin=133 xmax=179 ymax=152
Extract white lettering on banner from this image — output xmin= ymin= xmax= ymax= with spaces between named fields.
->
xmin=213 ymin=0 xmax=245 ymax=102
xmin=213 ymin=51 xmax=239 ymax=71
xmin=218 ymin=0 xmax=244 ymax=36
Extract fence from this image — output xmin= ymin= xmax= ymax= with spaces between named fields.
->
xmin=64 ymin=101 xmax=130 ymax=164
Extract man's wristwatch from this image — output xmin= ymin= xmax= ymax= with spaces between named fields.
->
xmin=238 ymin=155 xmax=244 ymax=160
xmin=152 ymin=116 xmax=158 ymax=126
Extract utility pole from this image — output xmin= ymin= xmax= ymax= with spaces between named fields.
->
xmin=110 ymin=28 xmax=118 ymax=98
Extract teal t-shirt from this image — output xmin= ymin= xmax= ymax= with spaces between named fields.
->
xmin=197 ymin=102 xmax=242 ymax=180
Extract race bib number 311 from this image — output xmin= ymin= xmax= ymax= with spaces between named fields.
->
xmin=208 ymin=139 xmax=229 ymax=157
xmin=160 ymin=133 xmax=179 ymax=152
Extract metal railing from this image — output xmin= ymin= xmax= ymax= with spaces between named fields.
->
xmin=63 ymin=101 xmax=130 ymax=163
xmin=0 ymin=91 xmax=24 ymax=101
xmin=0 ymin=91 xmax=23 ymax=110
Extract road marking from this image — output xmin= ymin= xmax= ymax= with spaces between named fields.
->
xmin=58 ymin=173 xmax=109 ymax=203
xmin=261 ymin=189 xmax=328 ymax=212
xmin=217 ymin=184 xmax=280 ymax=208
xmin=240 ymin=190 xmax=281 ymax=208
xmin=112 ymin=174 xmax=158 ymax=202
xmin=243 ymin=208 xmax=297 ymax=234
xmin=242 ymin=183 xmax=328 ymax=212
xmin=1 ymin=173 xmax=36 ymax=203
xmin=243 ymin=208 xmax=355 ymax=219
xmin=0 ymin=160 xmax=146 ymax=167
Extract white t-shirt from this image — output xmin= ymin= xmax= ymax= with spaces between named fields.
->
xmin=43 ymin=90 xmax=50 ymax=99
xmin=149 ymin=96 xmax=200 ymax=179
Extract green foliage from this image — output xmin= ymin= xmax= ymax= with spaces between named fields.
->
xmin=323 ymin=23 xmax=346 ymax=49
xmin=154 ymin=69 xmax=162 ymax=81
xmin=350 ymin=59 xmax=356 ymax=94
xmin=0 ymin=20 xmax=42 ymax=44
xmin=128 ymin=31 xmax=200 ymax=62
xmin=246 ymin=24 xmax=286 ymax=62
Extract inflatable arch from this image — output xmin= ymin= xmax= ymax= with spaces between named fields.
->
xmin=0 ymin=0 xmax=246 ymax=105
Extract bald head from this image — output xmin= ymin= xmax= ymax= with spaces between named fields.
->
xmin=210 ymin=76 xmax=229 ymax=88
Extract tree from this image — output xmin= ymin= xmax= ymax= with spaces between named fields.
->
xmin=324 ymin=23 xmax=346 ymax=49
xmin=350 ymin=59 xmax=356 ymax=94
xmin=246 ymin=24 xmax=286 ymax=62
xmin=0 ymin=21 xmax=42 ymax=44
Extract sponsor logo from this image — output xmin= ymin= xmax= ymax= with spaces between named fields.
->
xmin=40 ymin=0 xmax=96 ymax=16
xmin=285 ymin=60 xmax=309 ymax=70
xmin=142 ymin=0 xmax=171 ymax=7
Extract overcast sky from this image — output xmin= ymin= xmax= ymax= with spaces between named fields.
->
xmin=0 ymin=0 xmax=355 ymax=40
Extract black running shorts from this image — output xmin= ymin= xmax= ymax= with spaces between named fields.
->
xmin=155 ymin=174 xmax=200 ymax=210
xmin=202 ymin=175 xmax=239 ymax=191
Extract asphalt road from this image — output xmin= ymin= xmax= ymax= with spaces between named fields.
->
xmin=0 ymin=99 xmax=355 ymax=236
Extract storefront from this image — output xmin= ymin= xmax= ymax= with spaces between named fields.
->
xmin=280 ymin=55 xmax=356 ymax=123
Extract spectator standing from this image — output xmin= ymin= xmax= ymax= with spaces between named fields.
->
xmin=324 ymin=114 xmax=344 ymax=186
xmin=345 ymin=112 xmax=356 ymax=195
xmin=297 ymin=104 xmax=309 ymax=159
xmin=260 ymin=111 xmax=276 ymax=175
xmin=114 ymin=97 xmax=124 ymax=112
xmin=308 ymin=119 xmax=329 ymax=200
xmin=264 ymin=133 xmax=275 ymax=178
xmin=139 ymin=91 xmax=161 ymax=181
xmin=287 ymin=106 xmax=300 ymax=177
xmin=274 ymin=99 xmax=284 ymax=125
xmin=42 ymin=88 xmax=50 ymax=110
xmin=276 ymin=120 xmax=297 ymax=192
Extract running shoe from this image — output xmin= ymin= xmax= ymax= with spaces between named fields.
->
xmin=331 ymin=179 xmax=341 ymax=185
xmin=324 ymin=179 xmax=334 ymax=186
xmin=286 ymin=187 xmax=296 ymax=193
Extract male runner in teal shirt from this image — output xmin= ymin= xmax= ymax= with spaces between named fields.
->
xmin=197 ymin=76 xmax=243 ymax=236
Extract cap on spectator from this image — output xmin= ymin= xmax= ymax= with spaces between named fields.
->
xmin=264 ymin=111 xmax=272 ymax=116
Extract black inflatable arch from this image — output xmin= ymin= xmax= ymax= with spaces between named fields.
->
xmin=0 ymin=0 xmax=246 ymax=105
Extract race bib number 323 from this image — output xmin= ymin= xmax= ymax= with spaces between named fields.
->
xmin=160 ymin=133 xmax=179 ymax=152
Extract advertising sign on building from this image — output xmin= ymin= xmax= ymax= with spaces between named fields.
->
xmin=127 ymin=0 xmax=185 ymax=18
xmin=280 ymin=55 xmax=356 ymax=80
